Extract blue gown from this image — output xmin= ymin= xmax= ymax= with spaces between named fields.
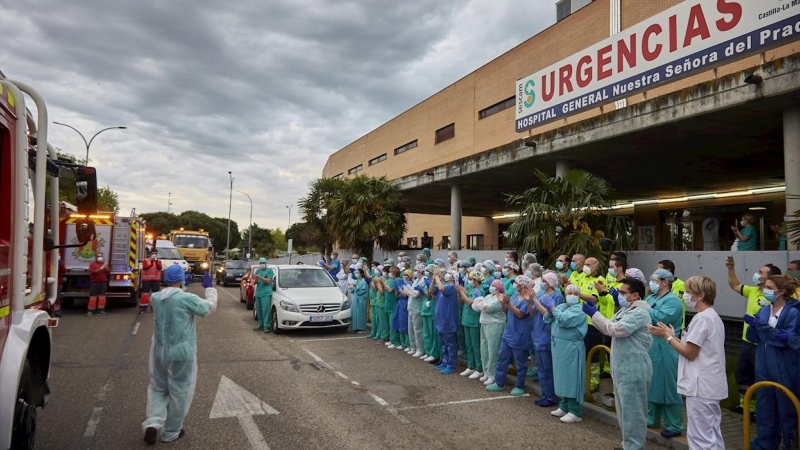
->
xmin=392 ymin=279 xmax=409 ymax=333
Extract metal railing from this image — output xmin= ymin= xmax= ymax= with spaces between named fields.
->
xmin=743 ymin=381 xmax=800 ymax=449
xmin=585 ymin=344 xmax=611 ymax=402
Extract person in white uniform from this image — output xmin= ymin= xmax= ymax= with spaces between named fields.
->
xmin=649 ymin=275 xmax=728 ymax=450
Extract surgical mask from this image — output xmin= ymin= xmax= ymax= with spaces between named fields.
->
xmin=535 ymin=285 xmax=545 ymax=297
xmin=683 ymin=292 xmax=696 ymax=309
xmin=763 ymin=289 xmax=777 ymax=302
xmin=151 ymin=254 xmax=157 ymax=260
xmin=489 ymin=286 xmax=497 ymax=295
xmin=260 ymin=264 xmax=266 ymax=269
xmin=555 ymin=261 xmax=565 ymax=270
xmin=425 ymin=271 xmax=431 ymax=277
xmin=566 ymin=295 xmax=579 ymax=306
xmin=583 ymin=265 xmax=592 ymax=275
xmin=444 ymin=273 xmax=452 ymax=282
xmin=618 ymin=295 xmax=630 ymax=309
xmin=524 ymin=270 xmax=533 ymax=278
xmin=740 ymin=220 xmax=747 ymax=227
xmin=608 ymin=268 xmax=616 ymax=278
xmin=649 ymin=280 xmax=660 ymax=293
xmin=352 ymin=258 xmax=358 ymax=263
xmin=97 ymin=257 xmax=104 ymax=263
xmin=354 ymin=272 xmax=361 ymax=279
xmin=502 ymin=268 xmax=509 ymax=277
xmin=752 ymin=272 xmax=762 ymax=285
xmin=570 ymin=262 xmax=578 ymax=271
xmin=330 ymin=254 xmax=335 ymax=259
xmin=459 ymin=268 xmax=466 ymax=275
xmin=494 ymin=271 xmax=502 ymax=279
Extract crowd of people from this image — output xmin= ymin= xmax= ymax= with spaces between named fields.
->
xmin=322 ymin=249 xmax=800 ymax=450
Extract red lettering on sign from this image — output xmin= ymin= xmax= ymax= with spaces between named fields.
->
xmin=617 ymin=34 xmax=637 ymax=73
xmin=576 ymin=55 xmax=593 ymax=88
xmin=597 ymin=45 xmax=613 ymax=81
xmin=716 ymin=0 xmax=742 ymax=32
xmin=559 ymin=64 xmax=574 ymax=96
xmin=541 ymin=71 xmax=555 ymax=102
xmin=668 ymin=15 xmax=678 ymax=53
xmin=643 ymin=24 xmax=663 ymax=62
xmin=684 ymin=4 xmax=711 ymax=47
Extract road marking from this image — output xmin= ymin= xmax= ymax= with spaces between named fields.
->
xmin=396 ymin=394 xmax=531 ymax=411
xmin=82 ymin=407 xmax=104 ymax=437
xmin=300 ymin=347 xmax=325 ymax=362
xmin=210 ymin=376 xmax=278 ymax=450
xmin=334 ymin=371 xmax=349 ymax=380
xmin=218 ymin=287 xmax=241 ymax=302
xmin=131 ymin=323 xmax=140 ymax=335
xmin=351 ymin=381 xmax=360 ymax=386
xmin=294 ymin=336 xmax=365 ymax=343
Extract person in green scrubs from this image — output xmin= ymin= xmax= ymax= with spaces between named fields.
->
xmin=367 ymin=265 xmax=380 ymax=340
xmin=421 ymin=264 xmax=442 ymax=363
xmin=732 ymin=213 xmax=758 ymax=251
xmin=456 ymin=270 xmax=484 ymax=379
xmin=374 ymin=268 xmax=389 ymax=343
xmin=383 ymin=267 xmax=401 ymax=349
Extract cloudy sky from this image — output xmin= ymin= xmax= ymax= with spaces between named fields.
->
xmin=2 ymin=0 xmax=553 ymax=231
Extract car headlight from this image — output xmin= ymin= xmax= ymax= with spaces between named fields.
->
xmin=201 ymin=262 xmax=209 ymax=269
xmin=341 ymin=299 xmax=351 ymax=311
xmin=280 ymin=300 xmax=299 ymax=313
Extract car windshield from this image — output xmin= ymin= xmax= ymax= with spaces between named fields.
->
xmin=172 ymin=234 xmax=209 ymax=249
xmin=279 ymin=268 xmax=336 ymax=288
xmin=157 ymin=248 xmax=183 ymax=260
xmin=225 ymin=261 xmax=249 ymax=269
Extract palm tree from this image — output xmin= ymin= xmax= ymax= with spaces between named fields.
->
xmin=505 ymin=169 xmax=632 ymax=268
xmin=329 ymin=175 xmax=407 ymax=262
xmin=298 ymin=177 xmax=345 ymax=260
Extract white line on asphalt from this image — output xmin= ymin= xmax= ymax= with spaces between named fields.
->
xmin=334 ymin=371 xmax=349 ymax=380
xmin=131 ymin=323 xmax=140 ymax=335
xmin=237 ymin=415 xmax=271 ymax=450
xmin=351 ymin=381 xmax=360 ymax=386
xmin=301 ymin=347 xmax=325 ymax=362
xmin=396 ymin=394 xmax=531 ymax=411
xmin=82 ymin=407 xmax=104 ymax=437
xmin=294 ymin=336 xmax=365 ymax=343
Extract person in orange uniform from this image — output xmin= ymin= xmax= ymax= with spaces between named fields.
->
xmin=140 ymin=250 xmax=163 ymax=314
xmin=88 ymin=252 xmax=111 ymax=316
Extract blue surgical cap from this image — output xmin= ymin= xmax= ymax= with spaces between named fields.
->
xmin=164 ymin=264 xmax=185 ymax=284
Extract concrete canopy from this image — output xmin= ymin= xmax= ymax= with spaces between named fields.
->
xmin=395 ymin=57 xmax=800 ymax=217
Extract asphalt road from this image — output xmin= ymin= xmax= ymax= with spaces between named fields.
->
xmin=36 ymin=285 xmax=669 ymax=450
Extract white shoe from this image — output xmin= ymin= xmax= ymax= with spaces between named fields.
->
xmin=560 ymin=413 xmax=582 ymax=423
xmin=420 ymin=354 xmax=429 ymax=360
xmin=551 ymin=408 xmax=568 ymax=417
xmin=479 ymin=375 xmax=488 ymax=382
xmin=424 ymin=356 xmax=435 ymax=362
xmin=388 ymin=345 xmax=397 ymax=349
xmin=483 ymin=378 xmax=495 ymax=386
xmin=412 ymin=352 xmax=423 ymax=358
xmin=385 ymin=342 xmax=392 ymax=346
xmin=469 ymin=371 xmax=483 ymax=380
xmin=405 ymin=348 xmax=413 ymax=353
xmin=460 ymin=368 xmax=475 ymax=377
xmin=396 ymin=346 xmax=404 ymax=350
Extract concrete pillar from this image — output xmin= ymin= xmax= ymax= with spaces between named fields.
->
xmin=785 ymin=108 xmax=800 ymax=250
xmin=450 ymin=184 xmax=462 ymax=251
xmin=556 ymin=160 xmax=570 ymax=178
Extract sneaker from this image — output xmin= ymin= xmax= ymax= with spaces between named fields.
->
xmin=428 ymin=359 xmax=441 ymax=365
xmin=143 ymin=427 xmax=157 ymax=445
xmin=479 ymin=374 xmax=489 ymax=382
xmin=551 ymin=408 xmax=568 ymax=417
xmin=602 ymin=393 xmax=616 ymax=407
xmin=396 ymin=346 xmax=405 ymax=350
xmin=469 ymin=371 xmax=483 ymax=380
xmin=253 ymin=327 xmax=263 ymax=331
xmin=434 ymin=364 xmax=446 ymax=370
xmin=385 ymin=341 xmax=392 ymax=346
xmin=419 ymin=354 xmax=429 ymax=360
xmin=485 ymin=384 xmax=503 ymax=392
xmin=388 ymin=345 xmax=397 ymax=349
xmin=412 ymin=352 xmax=423 ymax=358
xmin=660 ymin=429 xmax=681 ymax=439
xmin=483 ymin=377 xmax=495 ymax=386
xmin=510 ymin=387 xmax=526 ymax=396
xmin=441 ymin=367 xmax=455 ymax=375
xmin=460 ymin=368 xmax=475 ymax=377
xmin=423 ymin=356 xmax=435 ymax=362
xmin=97 ymin=310 xmax=107 ymax=316
xmin=560 ymin=413 xmax=582 ymax=423
xmin=526 ymin=368 xmax=536 ymax=377
xmin=86 ymin=311 xmax=95 ymax=317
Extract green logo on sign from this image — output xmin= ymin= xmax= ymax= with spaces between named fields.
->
xmin=523 ymin=80 xmax=536 ymax=108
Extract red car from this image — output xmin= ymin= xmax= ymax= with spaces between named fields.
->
xmin=239 ymin=264 xmax=260 ymax=315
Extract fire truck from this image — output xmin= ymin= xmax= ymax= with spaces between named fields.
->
xmin=0 ymin=74 xmax=98 ymax=448
xmin=167 ymin=228 xmax=212 ymax=277
xmin=58 ymin=210 xmax=146 ymax=306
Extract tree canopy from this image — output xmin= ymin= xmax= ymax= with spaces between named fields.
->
xmin=139 ymin=211 xmax=240 ymax=251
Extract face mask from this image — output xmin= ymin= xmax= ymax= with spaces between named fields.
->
xmin=535 ymin=285 xmax=545 ymax=297
xmin=151 ymin=254 xmax=158 ymax=260
xmin=352 ymin=258 xmax=358 ymax=263
xmin=763 ymin=289 xmax=777 ymax=302
xmin=260 ymin=264 xmax=266 ymax=269
xmin=570 ymin=262 xmax=578 ymax=271
xmin=330 ymin=255 xmax=335 ymax=259
xmin=494 ymin=271 xmax=502 ymax=279
xmin=618 ymin=294 xmax=630 ymax=309
xmin=504 ymin=257 xmax=509 ymax=263
xmin=740 ymin=220 xmax=747 ymax=227
xmin=501 ymin=268 xmax=509 ymax=277
xmin=459 ymin=268 xmax=465 ymax=275
xmin=583 ymin=265 xmax=592 ymax=275
xmin=566 ymin=295 xmax=579 ymax=306
xmin=752 ymin=272 xmax=762 ymax=285
xmin=354 ymin=272 xmax=361 ymax=279
xmin=555 ymin=261 xmax=565 ymax=270
xmin=608 ymin=268 xmax=616 ymax=278
xmin=489 ymin=286 xmax=497 ymax=295
xmin=649 ymin=280 xmax=660 ymax=293
xmin=524 ymin=270 xmax=533 ymax=278
xmin=481 ymin=267 xmax=488 ymax=274
xmin=425 ymin=271 xmax=431 ymax=277
xmin=97 ymin=257 xmax=104 ymax=263
xmin=444 ymin=273 xmax=452 ymax=282
xmin=683 ymin=292 xmax=696 ymax=309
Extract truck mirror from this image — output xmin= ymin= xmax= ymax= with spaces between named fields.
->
xmin=75 ymin=220 xmax=96 ymax=244
xmin=75 ymin=166 xmax=98 ymax=215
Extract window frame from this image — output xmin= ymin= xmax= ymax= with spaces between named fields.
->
xmin=435 ymin=123 xmax=455 ymax=144
xmin=348 ymin=164 xmax=363 ymax=175
xmin=368 ymin=153 xmax=387 ymax=166
xmin=478 ymin=96 xmax=516 ymax=120
xmin=394 ymin=140 xmax=418 ymax=156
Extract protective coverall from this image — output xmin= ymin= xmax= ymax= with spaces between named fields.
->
xmin=646 ymin=291 xmax=684 ymax=434
xmin=493 ymin=293 xmax=533 ymax=389
xmin=254 ymin=266 xmax=274 ymax=331
xmin=747 ymin=300 xmax=800 ymax=450
xmin=475 ymin=294 xmax=505 ymax=381
xmin=350 ymin=277 xmax=369 ymax=332
xmin=533 ymin=290 xmax=563 ymax=405
xmin=143 ymin=285 xmax=217 ymax=442
xmin=433 ymin=282 xmax=460 ymax=370
xmin=590 ymin=301 xmax=653 ymax=450
xmin=545 ymin=302 xmax=588 ymax=417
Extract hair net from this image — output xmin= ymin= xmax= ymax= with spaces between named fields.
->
xmin=470 ymin=270 xmax=486 ymax=282
xmin=376 ymin=265 xmax=384 ymax=274
xmin=258 ymin=257 xmax=267 ymax=263
xmin=483 ymin=260 xmax=496 ymax=271
xmin=626 ymin=268 xmax=647 ymax=284
xmin=386 ymin=258 xmax=396 ymax=266
xmin=415 ymin=264 xmax=426 ymax=273
xmin=507 ymin=262 xmax=520 ymax=272
xmin=542 ymin=272 xmax=558 ymax=289
xmin=416 ymin=253 xmax=427 ymax=263
xmin=524 ymin=253 xmax=537 ymax=265
xmin=514 ymin=275 xmax=535 ymax=291
xmin=490 ymin=279 xmax=505 ymax=294
xmin=422 ymin=248 xmax=431 ymax=255
xmin=530 ymin=263 xmax=543 ymax=278
xmin=434 ymin=258 xmax=446 ymax=268
xmin=426 ymin=264 xmax=436 ymax=272
xmin=164 ymin=265 xmax=185 ymax=284
xmin=403 ymin=269 xmax=414 ymax=277
xmin=653 ymin=268 xmax=675 ymax=282
xmin=565 ymin=284 xmax=581 ymax=296
xmin=467 ymin=256 xmax=477 ymax=267
xmin=460 ymin=260 xmax=473 ymax=268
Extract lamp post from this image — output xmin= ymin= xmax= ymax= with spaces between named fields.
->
xmin=286 ymin=205 xmax=293 ymax=232
xmin=237 ymin=191 xmax=253 ymax=258
xmin=226 ymin=172 xmax=233 ymax=259
xmin=53 ymin=122 xmax=127 ymax=164
xmin=167 ymin=192 xmax=171 ymax=213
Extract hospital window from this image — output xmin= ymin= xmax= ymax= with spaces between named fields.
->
xmin=406 ymin=237 xmax=418 ymax=248
xmin=435 ymin=123 xmax=455 ymax=144
xmin=394 ymin=140 xmax=418 ymax=155
xmin=368 ymin=153 xmax=387 ymax=166
xmin=467 ymin=234 xmax=484 ymax=250
xmin=479 ymin=97 xmax=515 ymax=120
xmin=348 ymin=165 xmax=363 ymax=175
xmin=332 ymin=173 xmax=343 ymax=179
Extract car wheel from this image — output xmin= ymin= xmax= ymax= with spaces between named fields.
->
xmin=271 ymin=308 xmax=282 ymax=334
xmin=11 ymin=361 xmax=36 ymax=450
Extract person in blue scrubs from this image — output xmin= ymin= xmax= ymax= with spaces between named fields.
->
xmin=529 ymin=272 xmax=563 ymax=407
xmin=432 ymin=269 xmax=460 ymax=374
xmin=349 ymin=268 xmax=371 ymax=333
xmin=486 ymin=275 xmax=535 ymax=396
xmin=392 ymin=269 xmax=412 ymax=350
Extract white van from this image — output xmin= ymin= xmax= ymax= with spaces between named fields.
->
xmin=154 ymin=239 xmax=190 ymax=276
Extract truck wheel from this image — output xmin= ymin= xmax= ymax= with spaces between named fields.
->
xmin=12 ymin=361 xmax=36 ymax=450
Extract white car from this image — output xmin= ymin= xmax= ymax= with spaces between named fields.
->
xmin=155 ymin=246 xmax=190 ymax=279
xmin=267 ymin=265 xmax=351 ymax=333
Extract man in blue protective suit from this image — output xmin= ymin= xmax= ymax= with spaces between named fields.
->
xmin=253 ymin=257 xmax=275 ymax=333
xmin=432 ymin=268 xmax=460 ymax=374
xmin=585 ymin=277 xmax=653 ymax=450
xmin=143 ymin=266 xmax=217 ymax=445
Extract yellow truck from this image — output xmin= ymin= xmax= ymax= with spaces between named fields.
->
xmin=167 ymin=228 xmax=212 ymax=277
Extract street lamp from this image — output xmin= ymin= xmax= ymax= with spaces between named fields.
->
xmin=168 ymin=192 xmax=171 ymax=213
xmin=237 ymin=191 xmax=253 ymax=258
xmin=53 ymin=122 xmax=127 ymax=164
xmin=226 ymin=172 xmax=233 ymax=260
xmin=286 ymin=205 xmax=293 ymax=232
